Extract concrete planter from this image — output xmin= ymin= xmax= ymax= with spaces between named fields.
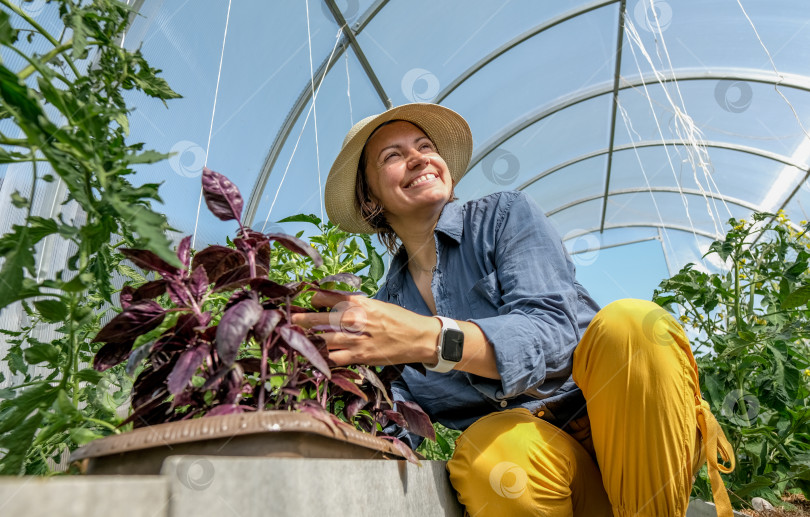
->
xmin=69 ymin=410 xmax=408 ymax=475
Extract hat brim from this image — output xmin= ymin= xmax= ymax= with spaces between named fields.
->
xmin=325 ymin=103 xmax=473 ymax=234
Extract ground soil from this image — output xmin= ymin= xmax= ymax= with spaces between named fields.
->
xmin=739 ymin=494 xmax=810 ymax=517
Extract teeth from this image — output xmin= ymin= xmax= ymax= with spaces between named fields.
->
xmin=407 ymin=174 xmax=436 ymax=188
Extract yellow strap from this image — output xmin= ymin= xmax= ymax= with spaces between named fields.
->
xmin=696 ymin=399 xmax=736 ymax=516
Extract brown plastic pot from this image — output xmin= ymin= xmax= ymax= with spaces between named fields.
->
xmin=69 ymin=410 xmax=407 ymax=475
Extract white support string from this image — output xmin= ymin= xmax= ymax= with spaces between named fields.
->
xmin=345 ymin=51 xmax=353 ymax=125
xmin=735 ymin=0 xmax=810 ymax=142
xmin=305 ymin=0 xmax=325 ymax=226
xmin=261 ymin=27 xmax=344 ymax=232
xmin=192 ymin=0 xmax=232 ymax=250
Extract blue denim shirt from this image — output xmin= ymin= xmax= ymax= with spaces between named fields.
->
xmin=375 ymin=191 xmax=601 ymax=449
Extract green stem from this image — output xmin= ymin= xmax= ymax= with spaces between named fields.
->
xmin=0 ymin=137 xmax=29 ymax=146
xmin=17 ymin=41 xmax=73 ymax=80
xmin=0 ymin=0 xmax=80 ymax=77
xmin=734 ymin=257 xmax=742 ymax=332
xmin=59 ymin=293 xmax=77 ymax=393
xmin=85 ymin=418 xmax=119 ymax=433
xmin=26 ymin=145 xmax=37 ymax=221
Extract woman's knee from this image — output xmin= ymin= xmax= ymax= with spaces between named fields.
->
xmin=447 ymin=409 xmax=591 ymax=516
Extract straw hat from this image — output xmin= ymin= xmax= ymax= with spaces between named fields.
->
xmin=325 ymin=103 xmax=473 ymax=234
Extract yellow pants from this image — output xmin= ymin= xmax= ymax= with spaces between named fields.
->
xmin=447 ymin=299 xmax=735 ymax=517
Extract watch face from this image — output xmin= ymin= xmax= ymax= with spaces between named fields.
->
xmin=441 ymin=328 xmax=465 ymax=363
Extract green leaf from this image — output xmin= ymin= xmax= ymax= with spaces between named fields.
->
xmin=23 ymin=343 xmax=60 ymax=365
xmin=70 ymin=11 xmax=89 ymax=59
xmin=0 ymin=227 xmax=36 ymax=310
xmin=782 ymin=284 xmax=810 ymax=309
xmin=10 ymin=191 xmax=29 ymax=209
xmin=0 ymin=10 xmax=16 ymax=45
xmin=33 ymin=299 xmax=68 ymax=323
xmin=278 ymin=213 xmax=322 ymax=226
xmin=0 ymin=411 xmax=44 ymax=475
xmin=0 ymin=147 xmax=26 ymax=164
xmin=69 ymin=427 xmax=103 ymax=446
xmin=26 ymin=217 xmax=59 ymax=243
xmin=114 ymin=112 xmax=130 ymax=135
xmin=126 ymin=150 xmax=168 ymax=164
xmin=75 ymin=368 xmax=103 ymax=384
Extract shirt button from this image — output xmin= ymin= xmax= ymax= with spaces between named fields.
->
xmin=499 ymin=400 xmax=508 ymax=408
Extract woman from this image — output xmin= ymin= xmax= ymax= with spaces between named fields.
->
xmin=292 ymin=103 xmax=734 ymax=516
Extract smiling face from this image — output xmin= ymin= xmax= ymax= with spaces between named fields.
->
xmin=361 ymin=120 xmax=453 ymax=227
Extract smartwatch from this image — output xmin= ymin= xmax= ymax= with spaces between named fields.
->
xmin=424 ymin=316 xmax=465 ymax=373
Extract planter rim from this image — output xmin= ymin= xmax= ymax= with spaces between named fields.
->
xmin=69 ymin=410 xmax=405 ymax=463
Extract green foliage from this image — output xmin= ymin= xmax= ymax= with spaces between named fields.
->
xmin=653 ymin=211 xmax=810 ymax=508
xmin=417 ymin=422 xmax=461 ymax=461
xmin=0 ymin=0 xmax=179 ymax=475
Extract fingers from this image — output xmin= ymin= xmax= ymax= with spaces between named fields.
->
xmin=309 ymin=289 xmax=356 ymax=309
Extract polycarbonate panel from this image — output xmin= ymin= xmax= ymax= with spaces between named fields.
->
xmin=439 ymin=4 xmax=619 ymax=144
xmin=322 ymin=0 xmax=376 ymax=27
xmin=659 ymin=229 xmax=725 ymax=276
xmin=358 ymin=0 xmax=608 ymax=109
xmin=564 ymin=226 xmax=659 ymax=249
xmin=250 ymin=46 xmax=386 ymax=236
xmin=522 ymin=155 xmax=607 ymax=214
xmin=545 ymin=198 xmax=602 ymax=240
xmin=603 ymin=191 xmax=752 ymax=236
xmin=122 ymin=0 xmax=343 ymax=244
xmin=608 ymin=146 xmax=806 ymax=213
xmin=614 ymin=80 xmax=810 ymax=166
xmin=781 ymin=179 xmax=810 ymax=224
xmin=573 ymin=238 xmax=669 ymax=306
xmin=456 ymin=95 xmax=612 ymax=202
xmin=622 ymin=0 xmax=810 ymax=78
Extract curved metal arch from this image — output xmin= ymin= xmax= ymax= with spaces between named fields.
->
xmin=468 ymin=68 xmax=810 ymax=172
xmin=562 ymin=223 xmax=722 ymax=242
xmin=545 ymin=186 xmax=762 ymax=217
xmin=434 ymin=0 xmax=620 ymax=103
xmin=243 ymin=0 xmax=390 ymax=226
xmin=514 ymin=139 xmax=810 ymax=192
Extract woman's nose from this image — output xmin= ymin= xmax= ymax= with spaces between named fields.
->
xmin=406 ymin=149 xmax=430 ymax=169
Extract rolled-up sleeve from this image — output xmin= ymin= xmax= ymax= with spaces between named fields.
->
xmin=467 ymin=192 xmax=582 ymax=400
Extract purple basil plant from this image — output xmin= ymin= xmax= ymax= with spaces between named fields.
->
xmin=90 ymin=167 xmax=434 ymax=461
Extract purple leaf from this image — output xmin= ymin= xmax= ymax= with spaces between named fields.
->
xmin=344 ymin=396 xmax=368 ymax=419
xmin=216 ymin=298 xmax=263 ymax=365
xmin=191 ymin=245 xmax=246 ymax=281
xmin=249 ymin=278 xmax=297 ymax=299
xmin=214 ymin=265 xmax=268 ymax=292
xmin=221 ymin=365 xmax=244 ymax=404
xmin=298 ymin=403 xmax=341 ymax=435
xmin=319 ymin=273 xmax=361 ymax=290
xmin=93 ymin=341 xmax=133 ymax=371
xmin=396 ymin=400 xmax=436 ymax=441
xmin=120 ymin=285 xmax=134 ymax=309
xmin=202 ymin=167 xmax=244 ymax=222
xmin=383 ymin=409 xmax=407 ymax=428
xmin=122 ymin=248 xmax=180 ymax=277
xmin=330 ymin=375 xmax=368 ymax=401
xmin=277 ymin=325 xmax=331 ymax=378
xmin=166 ymin=281 xmax=190 ymax=306
xmin=205 ymin=404 xmax=245 ymax=417
xmin=236 ymin=357 xmax=262 ymax=373
xmin=253 ymin=309 xmax=283 ymax=343
xmin=267 ymin=233 xmax=323 ymax=267
xmin=384 ymin=436 xmax=421 ymax=465
xmin=177 ymin=236 xmax=192 ymax=268
xmin=167 ymin=342 xmax=211 ymax=394
xmin=189 ymin=266 xmax=209 ymax=299
xmin=201 ymin=365 xmax=232 ymax=391
xmin=356 ymin=365 xmax=392 ymax=406
xmin=132 ymin=279 xmax=167 ymax=301
xmin=92 ymin=300 xmax=165 ymax=344
xmin=174 ymin=312 xmax=211 ymax=339
xmin=126 ymin=341 xmax=154 ymax=377
xmin=255 ymin=242 xmax=271 ymax=270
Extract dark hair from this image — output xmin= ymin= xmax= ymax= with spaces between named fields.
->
xmin=354 ymin=120 xmax=456 ymax=256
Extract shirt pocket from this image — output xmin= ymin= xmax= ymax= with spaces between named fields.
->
xmin=465 ymin=271 xmax=501 ymax=316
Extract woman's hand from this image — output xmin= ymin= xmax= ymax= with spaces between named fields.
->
xmin=291 ymin=290 xmax=501 ymax=379
xmin=291 ymin=290 xmax=441 ymax=367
